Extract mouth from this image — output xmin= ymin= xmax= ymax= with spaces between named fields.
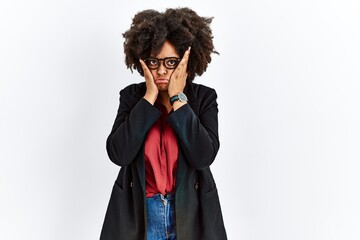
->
xmin=155 ymin=78 xmax=169 ymax=85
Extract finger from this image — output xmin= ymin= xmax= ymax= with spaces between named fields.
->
xmin=179 ymin=47 xmax=191 ymax=67
xmin=173 ymin=48 xmax=191 ymax=77
xmin=139 ymin=59 xmax=149 ymax=73
xmin=139 ymin=59 xmax=154 ymax=80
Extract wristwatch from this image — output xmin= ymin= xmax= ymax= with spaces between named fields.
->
xmin=169 ymin=92 xmax=188 ymax=105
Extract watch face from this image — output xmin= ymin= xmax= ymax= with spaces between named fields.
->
xmin=178 ymin=92 xmax=188 ymax=102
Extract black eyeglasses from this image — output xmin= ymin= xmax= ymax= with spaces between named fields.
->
xmin=144 ymin=57 xmax=181 ymax=70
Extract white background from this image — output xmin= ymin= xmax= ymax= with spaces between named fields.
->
xmin=1 ymin=0 xmax=360 ymax=239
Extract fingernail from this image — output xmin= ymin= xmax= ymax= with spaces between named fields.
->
xmin=188 ymin=46 xmax=191 ymax=51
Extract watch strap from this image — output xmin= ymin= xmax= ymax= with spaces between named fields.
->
xmin=169 ymin=95 xmax=180 ymax=105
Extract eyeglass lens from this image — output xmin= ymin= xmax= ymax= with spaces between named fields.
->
xmin=146 ymin=57 xmax=180 ymax=69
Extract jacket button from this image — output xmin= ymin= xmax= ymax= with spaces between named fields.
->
xmin=130 ymin=182 xmax=133 ymax=188
xmin=194 ymin=182 xmax=199 ymax=191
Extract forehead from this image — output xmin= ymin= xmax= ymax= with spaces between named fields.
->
xmin=153 ymin=41 xmax=180 ymax=58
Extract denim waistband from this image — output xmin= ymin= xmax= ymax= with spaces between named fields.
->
xmin=147 ymin=193 xmax=175 ymax=201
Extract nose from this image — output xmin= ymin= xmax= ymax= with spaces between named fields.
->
xmin=157 ymin=61 xmax=167 ymax=75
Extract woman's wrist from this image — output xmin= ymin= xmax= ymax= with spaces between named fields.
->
xmin=143 ymin=92 xmax=157 ymax=105
xmin=172 ymin=101 xmax=187 ymax=111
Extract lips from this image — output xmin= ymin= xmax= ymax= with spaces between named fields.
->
xmin=155 ymin=79 xmax=169 ymax=84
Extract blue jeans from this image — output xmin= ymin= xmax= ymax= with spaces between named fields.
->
xmin=146 ymin=193 xmax=176 ymax=240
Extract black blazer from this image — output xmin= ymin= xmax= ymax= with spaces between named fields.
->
xmin=100 ymin=82 xmax=227 ymax=240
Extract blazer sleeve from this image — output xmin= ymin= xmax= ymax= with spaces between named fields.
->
xmin=167 ymin=88 xmax=220 ymax=170
xmin=106 ymin=88 xmax=161 ymax=167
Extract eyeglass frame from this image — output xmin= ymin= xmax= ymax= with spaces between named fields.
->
xmin=144 ymin=57 xmax=181 ymax=70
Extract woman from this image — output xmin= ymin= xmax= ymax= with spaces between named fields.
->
xmin=100 ymin=7 xmax=227 ymax=240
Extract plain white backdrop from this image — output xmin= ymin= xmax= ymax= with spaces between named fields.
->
xmin=1 ymin=0 xmax=360 ymax=239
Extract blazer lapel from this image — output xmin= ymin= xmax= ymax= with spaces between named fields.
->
xmin=129 ymin=83 xmax=147 ymax=192
xmin=175 ymin=81 xmax=198 ymax=191
xmin=184 ymin=81 xmax=196 ymax=106
xmin=136 ymin=147 xmax=146 ymax=192
xmin=130 ymin=83 xmax=146 ymax=108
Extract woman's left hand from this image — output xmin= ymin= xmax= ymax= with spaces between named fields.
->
xmin=168 ymin=47 xmax=191 ymax=97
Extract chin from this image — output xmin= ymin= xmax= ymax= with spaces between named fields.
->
xmin=157 ymin=84 xmax=169 ymax=91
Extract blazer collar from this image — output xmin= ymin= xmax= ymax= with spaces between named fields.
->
xmin=183 ymin=81 xmax=196 ymax=103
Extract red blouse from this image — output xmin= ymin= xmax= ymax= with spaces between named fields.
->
xmin=144 ymin=102 xmax=178 ymax=197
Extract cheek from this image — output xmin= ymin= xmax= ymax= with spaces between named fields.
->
xmin=149 ymin=69 xmax=157 ymax=78
xmin=167 ymin=69 xmax=175 ymax=76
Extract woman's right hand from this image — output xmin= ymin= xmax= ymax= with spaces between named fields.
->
xmin=139 ymin=59 xmax=158 ymax=105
